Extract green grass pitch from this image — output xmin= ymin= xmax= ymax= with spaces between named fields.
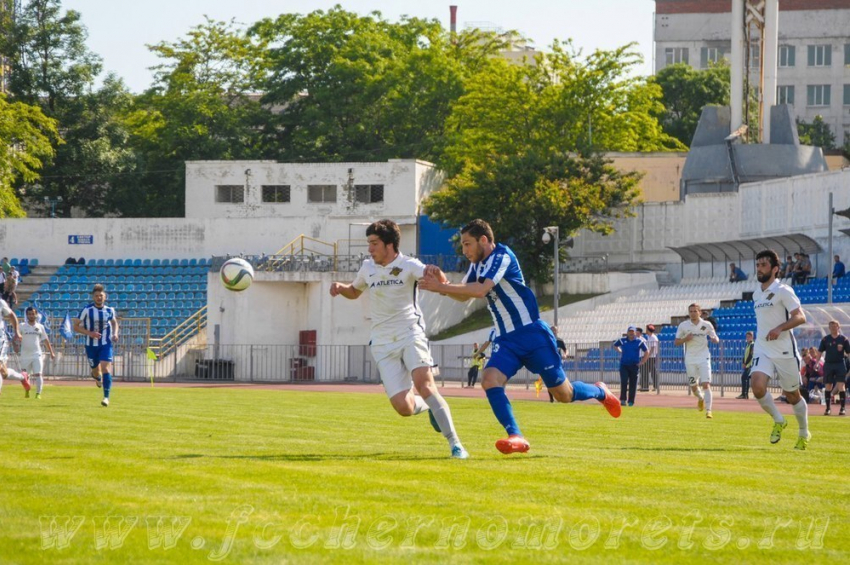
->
xmin=1 ymin=385 xmax=848 ymax=564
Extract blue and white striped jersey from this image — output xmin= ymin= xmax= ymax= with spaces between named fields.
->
xmin=77 ymin=303 xmax=117 ymax=347
xmin=465 ymin=243 xmax=540 ymax=338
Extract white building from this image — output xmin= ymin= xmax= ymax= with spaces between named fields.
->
xmin=654 ymin=0 xmax=850 ymax=144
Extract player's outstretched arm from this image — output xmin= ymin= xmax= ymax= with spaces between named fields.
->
xmin=329 ymin=282 xmax=362 ymax=300
xmin=419 ymin=276 xmax=494 ymax=300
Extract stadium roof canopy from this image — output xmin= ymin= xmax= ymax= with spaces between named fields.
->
xmin=668 ymin=233 xmax=822 ymax=264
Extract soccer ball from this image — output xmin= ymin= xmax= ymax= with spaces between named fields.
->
xmin=220 ymin=258 xmax=254 ymax=292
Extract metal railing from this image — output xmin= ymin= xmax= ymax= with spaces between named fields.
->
xmin=149 ymin=306 xmax=207 ymax=358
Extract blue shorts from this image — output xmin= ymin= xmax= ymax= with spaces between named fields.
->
xmin=85 ymin=344 xmax=114 ymax=369
xmin=487 ymin=320 xmax=566 ymax=388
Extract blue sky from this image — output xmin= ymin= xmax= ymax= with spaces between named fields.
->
xmin=62 ymin=0 xmax=657 ymax=92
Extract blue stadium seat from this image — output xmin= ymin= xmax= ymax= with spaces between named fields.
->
xmin=179 ymin=259 xmax=189 ymax=267
xmin=9 ymin=258 xmax=18 ymax=266
xmin=105 ymin=259 xmax=114 ymax=266
xmin=189 ymin=258 xmax=198 ymax=266
xmin=152 ymin=259 xmax=161 ymax=267
xmin=142 ymin=259 xmax=151 ymax=267
xmin=168 ymin=259 xmax=179 ymax=266
xmin=132 ymin=259 xmax=142 ymax=267
xmin=199 ymin=258 xmax=209 ymax=266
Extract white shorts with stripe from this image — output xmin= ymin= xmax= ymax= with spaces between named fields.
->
xmin=371 ymin=335 xmax=434 ymax=399
xmin=751 ymin=349 xmax=802 ymax=392
xmin=686 ymin=359 xmax=712 ymax=385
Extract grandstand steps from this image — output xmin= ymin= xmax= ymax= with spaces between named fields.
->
xmin=655 ymin=271 xmax=675 ymax=287
xmin=15 ymin=265 xmax=60 ymax=305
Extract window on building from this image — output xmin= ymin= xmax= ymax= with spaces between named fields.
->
xmin=354 ymin=184 xmax=385 ymax=204
xmin=749 ymin=40 xmax=761 ymax=69
xmin=778 ymin=85 xmax=795 ymax=105
xmin=807 ymin=44 xmax=832 ymax=67
xmin=664 ymin=47 xmax=688 ymax=66
xmin=844 ymin=85 xmax=850 ymax=106
xmin=307 ymin=185 xmax=337 ymax=203
xmin=779 ymin=45 xmax=795 ymax=68
xmin=215 ymin=185 xmax=244 ymax=204
xmin=807 ymin=85 xmax=831 ymax=107
xmin=845 ymin=44 xmax=850 ymax=66
xmin=262 ymin=185 xmax=290 ymax=203
xmin=700 ymin=47 xmax=722 ymax=69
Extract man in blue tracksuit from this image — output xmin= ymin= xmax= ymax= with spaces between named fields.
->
xmin=614 ymin=326 xmax=650 ymax=406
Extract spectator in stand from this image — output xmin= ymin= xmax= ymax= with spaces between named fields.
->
xmin=832 ymin=255 xmax=845 ymax=281
xmin=780 ymin=255 xmax=794 ymax=279
xmin=794 ymin=253 xmax=812 ymax=285
xmin=614 ymin=326 xmax=649 ymax=407
xmin=803 ymin=347 xmax=824 ymax=403
xmin=4 ymin=267 xmax=18 ymax=309
xmin=644 ymin=325 xmax=660 ymax=391
xmin=729 ymin=263 xmax=748 ymax=283
xmin=0 ymin=257 xmax=10 ymax=277
xmin=737 ymin=331 xmax=754 ymax=399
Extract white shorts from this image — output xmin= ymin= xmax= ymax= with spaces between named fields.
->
xmin=371 ymin=336 xmax=434 ymax=398
xmin=686 ymin=360 xmax=712 ymax=385
xmin=751 ymin=353 xmax=802 ymax=392
xmin=20 ymin=355 xmax=44 ymax=374
xmin=0 ymin=342 xmax=7 ymax=363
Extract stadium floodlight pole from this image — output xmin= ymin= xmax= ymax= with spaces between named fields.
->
xmin=828 ymin=192 xmax=834 ymax=305
xmin=44 ymin=195 xmax=62 ymax=218
xmin=543 ymin=226 xmax=559 ymax=329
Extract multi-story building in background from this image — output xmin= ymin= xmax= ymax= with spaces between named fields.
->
xmin=654 ymin=0 xmax=850 ymax=145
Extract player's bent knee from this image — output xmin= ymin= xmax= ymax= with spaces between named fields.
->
xmin=481 ymin=370 xmax=507 ymax=390
xmin=550 ymin=382 xmax=573 ymax=403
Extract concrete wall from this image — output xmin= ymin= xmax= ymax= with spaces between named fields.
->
xmin=655 ymin=8 xmax=850 ymax=144
xmin=206 ymin=270 xmax=486 ymax=347
xmin=572 ymin=168 xmax=850 ymax=279
xmin=606 ymin=153 xmax=688 ymax=202
xmin=0 ymin=160 xmax=444 ymax=263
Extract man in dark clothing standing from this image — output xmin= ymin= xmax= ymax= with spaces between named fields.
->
xmin=614 ymin=326 xmax=649 ymax=406
xmin=737 ymin=331 xmax=754 ymax=399
xmin=819 ymin=320 xmax=849 ymax=416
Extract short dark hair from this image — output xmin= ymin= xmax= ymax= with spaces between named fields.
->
xmin=92 ymin=284 xmax=106 ymax=294
xmin=461 ymin=219 xmax=494 ymax=243
xmin=25 ymin=306 xmax=36 ymax=315
xmin=366 ymin=219 xmax=401 ymax=251
xmin=756 ymin=249 xmax=780 ymax=270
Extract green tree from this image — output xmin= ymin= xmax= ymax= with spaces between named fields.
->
xmin=425 ymin=42 xmax=671 ymax=283
xmin=652 ymin=62 xmax=730 ymax=147
xmin=424 ymin=152 xmax=641 ymax=285
xmin=0 ymin=94 xmax=59 ymax=217
xmin=252 ymin=6 xmax=507 ymax=163
xmin=124 ymin=17 xmax=269 ymax=216
xmin=797 ymin=115 xmax=835 ymax=149
xmin=0 ymin=0 xmax=139 ymax=217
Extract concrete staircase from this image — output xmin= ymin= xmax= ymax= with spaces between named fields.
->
xmin=15 ymin=265 xmax=61 ymax=308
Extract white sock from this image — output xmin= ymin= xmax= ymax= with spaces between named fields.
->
xmin=424 ymin=394 xmax=460 ymax=448
xmin=412 ymin=395 xmax=429 ymax=415
xmin=792 ymin=397 xmax=809 ymax=437
xmin=5 ymin=369 xmax=24 ymax=382
xmin=36 ymin=375 xmax=43 ymax=394
xmin=757 ymin=394 xmax=784 ymax=423
xmin=704 ymin=388 xmax=713 ymax=411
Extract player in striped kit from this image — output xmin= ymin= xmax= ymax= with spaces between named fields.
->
xmin=330 ymin=220 xmax=469 ymax=459
xmin=0 ymin=297 xmax=30 ymax=397
xmin=419 ymin=219 xmax=621 ymax=454
xmin=73 ymin=284 xmax=119 ymax=407
xmin=19 ymin=307 xmax=55 ymax=399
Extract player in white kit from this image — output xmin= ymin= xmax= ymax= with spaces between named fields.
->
xmin=0 ymin=297 xmax=30 ymax=397
xmin=750 ymin=250 xmax=810 ymax=450
xmin=329 ymin=220 xmax=469 ymax=459
xmin=675 ymin=303 xmax=720 ymax=418
xmin=19 ymin=307 xmax=56 ymax=399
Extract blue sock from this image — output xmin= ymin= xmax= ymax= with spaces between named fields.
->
xmin=102 ymin=372 xmax=112 ymax=399
xmin=485 ymin=387 xmax=521 ymax=436
xmin=572 ymin=381 xmax=605 ymax=402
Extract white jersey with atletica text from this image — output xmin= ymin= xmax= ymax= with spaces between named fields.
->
xmin=753 ymin=279 xmax=802 ymax=359
xmin=20 ymin=321 xmax=48 ymax=357
xmin=352 ymin=254 xmax=427 ymax=347
xmin=676 ymin=318 xmax=717 ymax=363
